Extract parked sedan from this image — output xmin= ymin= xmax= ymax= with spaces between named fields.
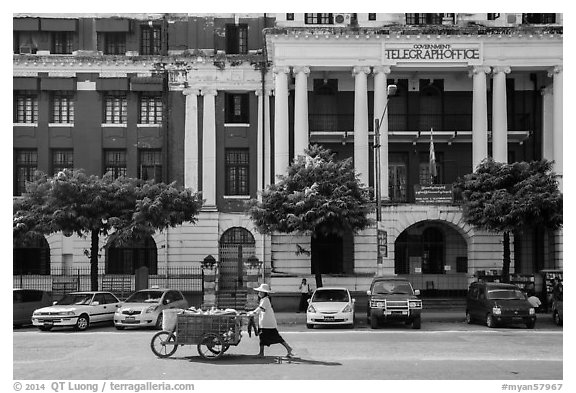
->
xmin=32 ymin=291 xmax=122 ymax=331
xmin=14 ymin=289 xmax=52 ymax=328
xmin=114 ymin=288 xmax=188 ymax=330
xmin=306 ymin=287 xmax=355 ymax=329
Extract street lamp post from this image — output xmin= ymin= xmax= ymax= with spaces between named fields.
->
xmin=374 ymin=84 xmax=397 ymax=276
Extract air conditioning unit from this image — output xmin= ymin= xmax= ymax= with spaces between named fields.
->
xmin=334 ymin=13 xmax=351 ymax=25
xmin=19 ymin=45 xmax=33 ymax=54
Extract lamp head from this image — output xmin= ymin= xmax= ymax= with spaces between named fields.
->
xmin=387 ymin=84 xmax=398 ymax=96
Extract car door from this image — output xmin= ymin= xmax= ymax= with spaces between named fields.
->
xmin=90 ymin=294 xmax=108 ymax=323
xmin=103 ymin=293 xmax=121 ymax=321
xmin=467 ymin=285 xmax=480 ymax=320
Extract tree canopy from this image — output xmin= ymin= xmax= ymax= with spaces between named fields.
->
xmin=247 ymin=145 xmax=374 ymax=238
xmin=14 ymin=169 xmax=203 ymax=290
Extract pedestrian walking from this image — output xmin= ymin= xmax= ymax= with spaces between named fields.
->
xmin=298 ymin=278 xmax=311 ymax=313
xmin=249 ymin=283 xmax=294 ymax=358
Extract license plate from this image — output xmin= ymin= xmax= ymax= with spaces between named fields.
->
xmin=43 ymin=321 xmax=53 ymax=326
xmin=323 ymin=316 xmax=334 ymax=320
xmin=124 ymin=316 xmax=135 ymax=320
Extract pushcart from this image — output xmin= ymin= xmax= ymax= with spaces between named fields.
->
xmin=150 ymin=312 xmax=245 ymax=359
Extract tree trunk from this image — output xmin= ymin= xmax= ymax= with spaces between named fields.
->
xmin=502 ymin=231 xmax=511 ymax=283
xmin=311 ymin=256 xmax=323 ymax=288
xmin=90 ymin=229 xmax=99 ymax=291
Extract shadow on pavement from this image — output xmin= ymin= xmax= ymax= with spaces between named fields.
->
xmin=160 ymin=354 xmax=341 ymax=366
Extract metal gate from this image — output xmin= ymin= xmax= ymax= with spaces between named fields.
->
xmin=218 ymin=228 xmax=255 ymax=291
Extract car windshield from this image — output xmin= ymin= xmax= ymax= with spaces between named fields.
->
xmin=372 ymin=281 xmax=413 ymax=295
xmin=125 ymin=291 xmax=163 ymax=303
xmin=487 ymin=289 xmax=526 ymax=300
xmin=56 ymin=294 xmax=94 ymax=305
xmin=312 ymin=290 xmax=349 ymax=303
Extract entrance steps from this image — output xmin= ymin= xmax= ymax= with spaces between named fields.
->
xmin=422 ymin=297 xmax=466 ymax=310
xmin=216 ymin=290 xmax=248 ymax=310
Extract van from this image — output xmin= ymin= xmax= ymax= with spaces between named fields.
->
xmin=13 ymin=289 xmax=52 ymax=328
xmin=466 ymin=282 xmax=536 ymax=328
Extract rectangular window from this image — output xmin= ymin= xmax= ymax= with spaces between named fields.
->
xmin=286 ymin=13 xmax=295 ymax=21
xmin=305 ymin=13 xmax=333 ymax=25
xmin=139 ymin=94 xmax=163 ymax=124
xmin=51 ymin=93 xmax=75 ymax=124
xmin=52 ymin=149 xmax=74 ymax=175
xmin=225 ymin=149 xmax=249 ymax=196
xmin=52 ymin=31 xmax=73 ymax=54
xmin=139 ymin=150 xmax=162 ymax=182
xmin=368 ymin=13 xmax=377 ymax=21
xmin=140 ymin=25 xmax=162 ymax=55
xmin=225 ymin=93 xmax=249 ymax=124
xmin=14 ymin=92 xmax=38 ymax=124
xmin=523 ymin=13 xmax=556 ymax=24
xmin=98 ymin=32 xmax=126 ymax=55
xmin=406 ymin=13 xmax=446 ymax=25
xmin=14 ymin=149 xmax=38 ymax=196
xmin=104 ymin=93 xmax=127 ymax=124
xmin=104 ymin=150 xmax=127 ymax=179
xmin=487 ymin=13 xmax=500 ymax=21
xmin=389 ymin=154 xmax=408 ymax=202
xmin=226 ymin=24 xmax=248 ymax=55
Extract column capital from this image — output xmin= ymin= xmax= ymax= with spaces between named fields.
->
xmin=492 ymin=66 xmax=511 ymax=75
xmin=201 ymin=88 xmax=217 ymax=96
xmin=273 ymin=66 xmax=291 ymax=75
xmin=548 ymin=65 xmax=562 ymax=77
xmin=293 ymin=66 xmax=310 ymax=75
xmin=540 ymin=86 xmax=553 ymax=96
xmin=468 ymin=66 xmax=491 ymax=77
xmin=352 ymin=66 xmax=371 ymax=76
xmin=183 ymin=88 xmax=200 ymax=96
xmin=373 ymin=65 xmax=391 ymax=75
xmin=255 ymin=89 xmax=274 ymax=97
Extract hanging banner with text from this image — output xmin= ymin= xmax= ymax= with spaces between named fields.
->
xmin=414 ymin=184 xmax=454 ymax=204
xmin=384 ymin=43 xmax=482 ymax=64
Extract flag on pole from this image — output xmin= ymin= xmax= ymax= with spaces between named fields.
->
xmin=429 ymin=128 xmax=437 ymax=181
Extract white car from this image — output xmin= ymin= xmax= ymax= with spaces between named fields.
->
xmin=32 ymin=291 xmax=122 ymax=331
xmin=114 ymin=288 xmax=188 ymax=330
xmin=306 ymin=287 xmax=355 ymax=329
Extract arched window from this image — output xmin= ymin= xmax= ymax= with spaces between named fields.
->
xmin=13 ymin=234 xmax=50 ymax=275
xmin=219 ymin=227 xmax=255 ymax=290
xmin=106 ymin=235 xmax=157 ymax=274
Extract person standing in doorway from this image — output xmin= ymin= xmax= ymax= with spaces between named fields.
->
xmin=249 ymin=283 xmax=294 ymax=358
xmin=298 ymin=278 xmax=311 ymax=313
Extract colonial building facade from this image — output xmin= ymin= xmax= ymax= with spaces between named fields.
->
xmin=13 ymin=13 xmax=563 ymax=302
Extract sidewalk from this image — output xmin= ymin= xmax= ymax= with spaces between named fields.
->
xmin=275 ymin=308 xmax=467 ymax=325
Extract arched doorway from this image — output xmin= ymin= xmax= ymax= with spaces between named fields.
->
xmin=394 ymin=221 xmax=468 ymax=295
xmin=105 ymin=235 xmax=158 ymax=274
xmin=219 ymin=227 xmax=255 ymax=290
xmin=13 ymin=234 xmax=50 ymax=275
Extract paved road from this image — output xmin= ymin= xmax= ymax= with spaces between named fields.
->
xmin=13 ymin=320 xmax=562 ymax=381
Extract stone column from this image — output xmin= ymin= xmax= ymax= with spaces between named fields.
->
xmin=264 ymin=90 xmax=272 ymax=188
xmin=470 ymin=66 xmax=491 ymax=171
xmin=353 ymin=66 xmax=371 ymax=186
xmin=273 ymin=66 xmax=291 ymax=181
xmin=541 ymin=86 xmax=554 ymax=161
xmin=201 ymin=266 xmax=217 ymax=310
xmin=549 ymin=66 xmax=563 ymax=191
xmin=201 ymin=88 xmax=217 ymax=208
xmin=492 ymin=66 xmax=511 ymax=163
xmin=293 ymin=66 xmax=310 ymax=157
xmin=373 ymin=66 xmax=391 ymax=200
xmin=183 ymin=88 xmax=200 ymax=190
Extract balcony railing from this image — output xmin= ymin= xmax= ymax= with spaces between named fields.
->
xmin=309 ymin=113 xmax=532 ymax=132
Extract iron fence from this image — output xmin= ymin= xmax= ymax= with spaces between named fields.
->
xmin=13 ymin=266 xmax=204 ymax=295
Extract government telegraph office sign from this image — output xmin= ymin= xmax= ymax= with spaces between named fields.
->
xmin=384 ymin=42 xmax=482 ymax=64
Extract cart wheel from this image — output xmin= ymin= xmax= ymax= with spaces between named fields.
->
xmin=150 ymin=331 xmax=178 ymax=358
xmin=197 ymin=333 xmax=225 ymax=360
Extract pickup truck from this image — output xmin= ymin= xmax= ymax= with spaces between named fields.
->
xmin=367 ymin=276 xmax=422 ymax=329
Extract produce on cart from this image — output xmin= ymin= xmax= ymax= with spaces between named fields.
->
xmin=150 ymin=307 xmax=248 ymax=360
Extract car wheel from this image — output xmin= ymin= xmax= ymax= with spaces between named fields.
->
xmin=486 ymin=313 xmax=496 ymax=328
xmin=75 ymin=314 xmax=90 ymax=331
xmin=155 ymin=313 xmax=163 ymax=330
xmin=412 ymin=316 xmax=421 ymax=329
xmin=526 ymin=320 xmax=536 ymax=329
xmin=370 ymin=315 xmax=378 ymax=329
xmin=306 ymin=323 xmax=314 ymax=329
xmin=553 ymin=311 xmax=562 ymax=326
xmin=38 ymin=326 xmax=52 ymax=331
xmin=465 ymin=311 xmax=472 ymax=324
